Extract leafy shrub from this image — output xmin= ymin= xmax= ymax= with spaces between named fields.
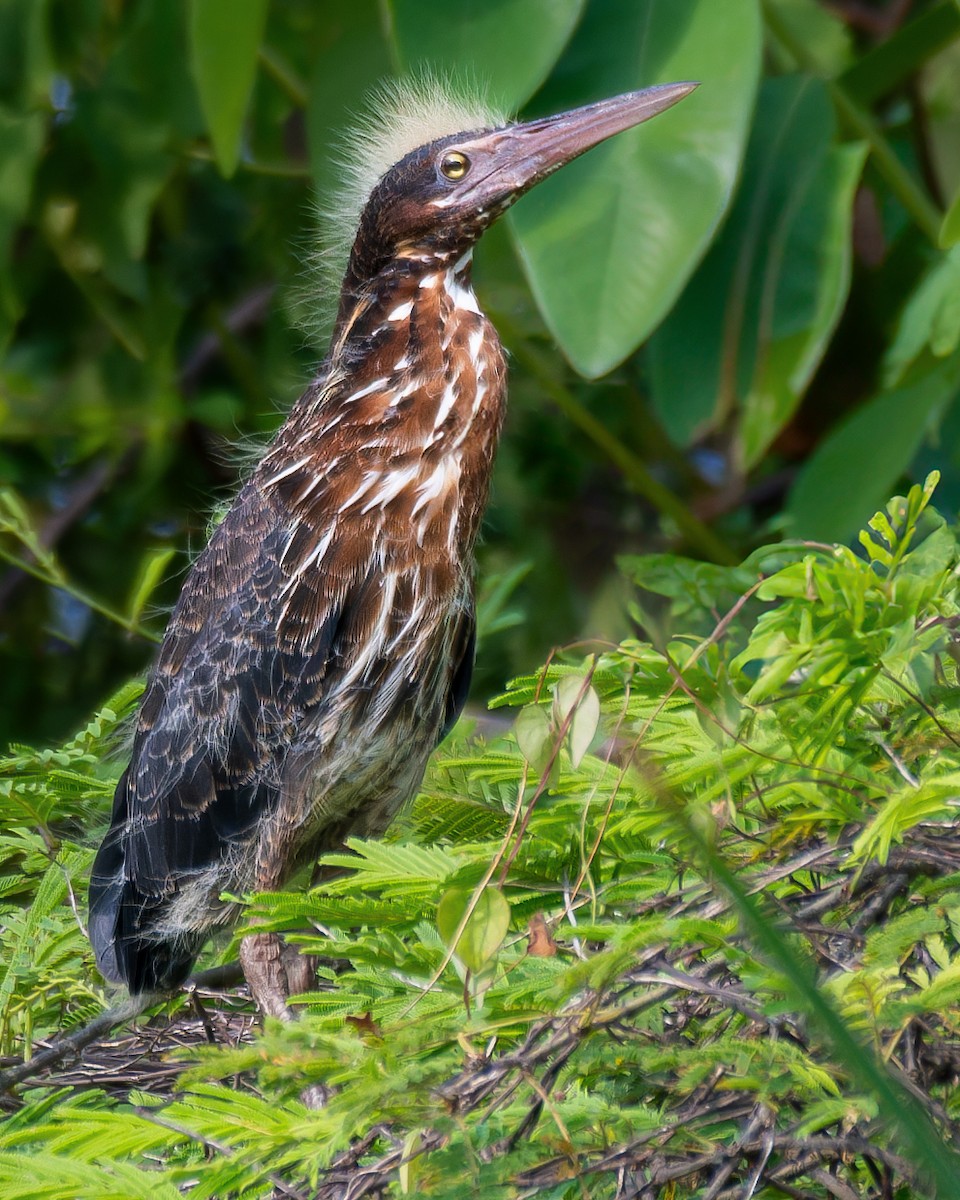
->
xmin=2 ymin=483 xmax=960 ymax=1197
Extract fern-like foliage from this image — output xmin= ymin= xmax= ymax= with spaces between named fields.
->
xmin=3 ymin=484 xmax=960 ymax=1197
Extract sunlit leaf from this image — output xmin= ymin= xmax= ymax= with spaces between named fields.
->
xmin=436 ymin=885 xmax=511 ymax=972
xmin=514 ymin=703 xmax=552 ymax=772
xmin=553 ymin=674 xmax=600 ymax=767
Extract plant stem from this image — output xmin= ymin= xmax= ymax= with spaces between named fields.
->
xmin=0 ymin=546 xmax=162 ymax=643
xmin=258 ymin=45 xmax=309 ymax=109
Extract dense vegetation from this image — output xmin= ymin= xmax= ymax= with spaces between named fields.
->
xmin=4 ymin=0 xmax=960 ymax=1196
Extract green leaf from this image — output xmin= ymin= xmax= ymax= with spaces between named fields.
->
xmin=840 ymin=1 xmax=960 ymax=107
xmin=306 ymin=0 xmax=392 ymax=200
xmin=764 ymin=0 xmax=853 ymax=75
xmin=647 ymin=76 xmax=866 ymax=466
xmin=509 ymin=0 xmax=761 ymax=378
xmin=787 ymin=353 xmax=960 ymax=542
xmin=126 ymin=547 xmax=176 ymax=627
xmin=436 ymin=885 xmax=511 ymax=972
xmin=885 ymin=245 xmax=960 ymax=384
xmin=189 ymin=0 xmax=269 ymax=177
xmin=388 ymin=0 xmax=584 ymax=112
xmin=553 ymin=674 xmax=600 ymax=768
xmin=0 ymin=856 xmax=68 ymax=1032
xmin=942 ymin=186 xmax=960 ymax=248
xmin=514 ymin=703 xmax=553 ymax=774
xmin=0 ymin=106 xmax=45 ymax=348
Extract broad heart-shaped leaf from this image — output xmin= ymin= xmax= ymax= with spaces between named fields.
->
xmin=647 ymin=76 xmax=866 ymax=469
xmin=786 ymin=350 xmax=960 ymax=543
xmin=387 ymin=0 xmax=585 ymax=113
xmin=508 ymin=0 xmax=761 ymax=379
xmin=553 ymin=675 xmax=601 ymax=768
xmin=188 ymin=0 xmax=268 ymax=177
xmin=514 ymin=704 xmax=553 ymax=773
xmin=436 ymin=885 xmax=511 ymax=973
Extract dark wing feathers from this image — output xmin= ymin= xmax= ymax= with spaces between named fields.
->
xmin=90 ymin=486 xmax=344 ymax=992
xmin=441 ymin=607 xmax=475 ymax=742
xmin=90 ymin=475 xmax=476 ymax=994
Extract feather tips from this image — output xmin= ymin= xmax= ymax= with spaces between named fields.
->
xmin=306 ymin=74 xmax=503 ymax=339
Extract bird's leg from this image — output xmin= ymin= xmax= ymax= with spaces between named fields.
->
xmin=239 ymin=929 xmax=297 ymax=1021
xmin=239 ymin=927 xmax=328 ymax=1109
xmin=238 ymin=925 xmax=320 ymax=1021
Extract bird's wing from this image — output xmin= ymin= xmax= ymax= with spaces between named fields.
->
xmin=440 ymin=604 xmax=475 ymax=742
xmin=90 ymin=482 xmax=345 ymax=989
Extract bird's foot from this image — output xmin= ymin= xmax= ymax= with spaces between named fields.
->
xmin=239 ymin=930 xmax=327 ymax=1107
xmin=239 ymin=930 xmax=307 ymax=1022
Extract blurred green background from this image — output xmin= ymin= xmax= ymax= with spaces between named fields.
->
xmin=2 ymin=0 xmax=960 ymax=745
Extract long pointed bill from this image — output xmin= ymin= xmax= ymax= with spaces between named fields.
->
xmin=457 ymin=82 xmax=698 ymax=202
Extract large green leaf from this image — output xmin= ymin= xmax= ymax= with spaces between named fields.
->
xmin=436 ymin=884 xmax=511 ymax=973
xmin=188 ymin=0 xmax=269 ymax=177
xmin=306 ymin=1 xmax=393 ymax=201
xmin=508 ymin=0 xmax=761 ymax=379
xmin=786 ymin=352 xmax=960 ymax=542
xmin=387 ymin=0 xmax=584 ymax=112
xmin=647 ymin=76 xmax=865 ymax=467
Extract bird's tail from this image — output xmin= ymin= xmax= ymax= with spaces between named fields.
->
xmin=89 ymin=774 xmax=200 ymax=995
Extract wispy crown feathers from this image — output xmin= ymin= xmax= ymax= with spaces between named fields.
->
xmin=323 ymin=74 xmax=503 ymax=267
xmin=297 ymin=75 xmax=502 ymax=346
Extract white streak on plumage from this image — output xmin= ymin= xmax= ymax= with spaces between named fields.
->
xmin=433 ymin=379 xmax=459 ymax=430
xmin=361 ymin=462 xmax=421 ymax=513
xmin=444 ymin=273 xmax=480 ymax=315
xmin=347 ymin=376 xmax=388 ymax=402
xmin=264 ymin=455 xmax=312 ymax=487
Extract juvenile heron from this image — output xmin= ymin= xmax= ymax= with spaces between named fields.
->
xmin=90 ymin=78 xmax=696 ymax=1018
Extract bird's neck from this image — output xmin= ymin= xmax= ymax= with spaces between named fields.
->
xmin=266 ymin=250 xmax=507 ymax=563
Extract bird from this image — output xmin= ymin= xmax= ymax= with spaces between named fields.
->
xmin=89 ymin=75 xmax=696 ymax=1019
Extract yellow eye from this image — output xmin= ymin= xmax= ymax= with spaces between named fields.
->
xmin=440 ymin=151 xmax=470 ymax=181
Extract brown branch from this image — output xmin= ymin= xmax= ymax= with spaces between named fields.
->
xmin=0 ymin=995 xmax=152 ymax=1097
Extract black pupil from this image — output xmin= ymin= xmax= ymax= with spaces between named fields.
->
xmin=444 ymin=154 xmax=467 ymax=177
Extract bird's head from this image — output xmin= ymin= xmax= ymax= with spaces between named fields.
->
xmin=330 ymin=77 xmax=696 ymax=307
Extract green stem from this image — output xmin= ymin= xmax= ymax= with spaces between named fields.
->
xmin=0 ymin=545 xmax=162 ymax=644
xmin=258 ymin=44 xmax=309 ymax=109
xmin=761 ymin=0 xmax=943 ymax=246
xmin=186 ymin=147 xmax=311 ymax=180
xmin=493 ymin=311 xmax=737 ymax=566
